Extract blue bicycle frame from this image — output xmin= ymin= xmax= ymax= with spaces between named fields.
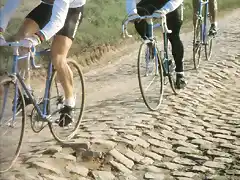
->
xmin=146 ymin=21 xmax=169 ymax=75
xmin=1 ymin=47 xmax=53 ymax=125
xmin=146 ymin=19 xmax=159 ymax=75
xmin=197 ymin=0 xmax=209 ymax=44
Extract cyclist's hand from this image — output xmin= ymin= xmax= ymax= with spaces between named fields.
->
xmin=127 ymin=13 xmax=141 ymax=22
xmin=0 ymin=29 xmax=6 ymax=45
xmin=152 ymin=9 xmax=167 ymax=19
xmin=19 ymin=35 xmax=40 ymax=48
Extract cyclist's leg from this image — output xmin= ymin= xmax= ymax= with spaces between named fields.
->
xmin=14 ymin=19 xmax=39 ymax=94
xmin=135 ymin=1 xmax=161 ymax=58
xmin=51 ymin=6 xmax=84 ymax=126
xmin=14 ymin=3 xmax=51 ymax=105
xmin=192 ymin=0 xmax=198 ymax=28
xmin=208 ymin=0 xmax=218 ymax=35
xmin=134 ymin=0 xmax=161 ymax=39
xmin=166 ymin=7 xmax=186 ymax=89
xmin=51 ymin=36 xmax=73 ymax=105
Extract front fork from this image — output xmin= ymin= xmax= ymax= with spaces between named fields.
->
xmin=146 ymin=19 xmax=159 ymax=75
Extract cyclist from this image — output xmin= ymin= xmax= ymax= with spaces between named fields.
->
xmin=126 ymin=0 xmax=186 ymax=89
xmin=0 ymin=0 xmax=85 ymax=127
xmin=192 ymin=0 xmax=218 ymax=36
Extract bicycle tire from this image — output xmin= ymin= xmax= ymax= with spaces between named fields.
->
xmin=205 ymin=37 xmax=213 ymax=61
xmin=0 ymin=78 xmax=25 ymax=173
xmin=193 ymin=19 xmax=202 ymax=69
xmin=204 ymin=13 xmax=213 ymax=61
xmin=137 ymin=42 xmax=164 ymax=111
xmin=166 ymin=56 xmax=178 ymax=95
xmin=48 ymin=59 xmax=85 ymax=143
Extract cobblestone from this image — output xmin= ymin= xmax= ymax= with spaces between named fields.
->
xmin=140 ymin=157 xmax=154 ymax=165
xmin=148 ymin=138 xmax=172 ymax=149
xmin=192 ymin=166 xmax=215 ymax=174
xmin=203 ymin=161 xmax=225 ymax=169
xmin=109 ymin=149 xmax=134 ymax=169
xmin=144 ymin=172 xmax=165 ymax=179
xmin=172 ymin=157 xmax=197 ymax=166
xmin=109 ymin=160 xmax=132 ymax=174
xmin=92 ymin=171 xmax=115 ymax=180
xmin=143 ymin=150 xmax=163 ymax=162
xmin=121 ymin=148 xmax=144 ymax=163
xmin=151 ymin=147 xmax=178 ymax=158
xmin=158 ymin=162 xmax=184 ymax=170
xmin=66 ymin=164 xmax=88 ymax=177
xmin=172 ymin=171 xmax=198 ymax=178
xmin=214 ymin=157 xmax=233 ymax=164
xmin=124 ymin=135 xmax=150 ymax=148
xmin=176 ymin=146 xmax=200 ymax=154
xmin=206 ymin=150 xmax=231 ymax=157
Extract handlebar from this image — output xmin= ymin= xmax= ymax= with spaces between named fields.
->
xmin=0 ymin=41 xmax=27 ymax=47
xmin=0 ymin=41 xmax=41 ymax=69
xmin=122 ymin=15 xmax=172 ymax=38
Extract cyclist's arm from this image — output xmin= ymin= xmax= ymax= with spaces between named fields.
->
xmin=0 ymin=0 xmax=22 ymax=31
xmin=161 ymin=0 xmax=183 ymax=14
xmin=126 ymin=0 xmax=138 ymax=14
xmin=38 ymin=0 xmax=70 ymax=41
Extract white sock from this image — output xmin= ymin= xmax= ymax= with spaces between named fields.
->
xmin=64 ymin=97 xmax=75 ymax=107
xmin=176 ymin=72 xmax=184 ymax=75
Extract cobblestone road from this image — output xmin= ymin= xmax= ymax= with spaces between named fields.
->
xmin=1 ymin=9 xmax=240 ymax=180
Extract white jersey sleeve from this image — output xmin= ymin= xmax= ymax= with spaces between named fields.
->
xmin=126 ymin=0 xmax=183 ymax=15
xmin=161 ymin=0 xmax=183 ymax=14
xmin=126 ymin=0 xmax=138 ymax=15
xmin=40 ymin=0 xmax=70 ymax=40
xmin=0 ymin=0 xmax=22 ymax=31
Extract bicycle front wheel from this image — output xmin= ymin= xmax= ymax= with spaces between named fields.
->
xmin=193 ymin=19 xmax=202 ymax=69
xmin=48 ymin=59 xmax=85 ymax=142
xmin=137 ymin=42 xmax=164 ymax=111
xmin=0 ymin=78 xmax=25 ymax=173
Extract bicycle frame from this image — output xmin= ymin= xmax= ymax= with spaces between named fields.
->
xmin=122 ymin=15 xmax=172 ymax=75
xmin=145 ymin=20 xmax=171 ymax=75
xmin=0 ymin=42 xmax=53 ymax=124
xmin=197 ymin=0 xmax=209 ymax=44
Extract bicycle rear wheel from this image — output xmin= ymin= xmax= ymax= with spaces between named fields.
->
xmin=205 ymin=36 xmax=213 ymax=61
xmin=162 ymin=40 xmax=178 ymax=95
xmin=48 ymin=59 xmax=85 ymax=142
xmin=0 ymin=78 xmax=25 ymax=173
xmin=193 ymin=19 xmax=202 ymax=69
xmin=137 ymin=42 xmax=164 ymax=111
xmin=204 ymin=13 xmax=213 ymax=61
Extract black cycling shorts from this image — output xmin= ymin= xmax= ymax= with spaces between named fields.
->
xmin=26 ymin=3 xmax=84 ymax=40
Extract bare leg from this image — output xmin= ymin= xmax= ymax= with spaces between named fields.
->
xmin=51 ymin=35 xmax=74 ymax=107
xmin=14 ymin=18 xmax=39 ymax=91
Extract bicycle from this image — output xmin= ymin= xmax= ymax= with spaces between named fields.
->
xmin=0 ymin=41 xmax=85 ymax=173
xmin=193 ymin=0 xmax=215 ymax=69
xmin=122 ymin=15 xmax=178 ymax=111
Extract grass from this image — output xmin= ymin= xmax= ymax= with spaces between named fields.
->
xmin=0 ymin=0 xmax=240 ymax=72
xmin=74 ymin=0 xmax=240 ymax=51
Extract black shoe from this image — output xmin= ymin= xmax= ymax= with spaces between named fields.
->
xmin=58 ymin=105 xmax=74 ymax=127
xmin=175 ymin=74 xmax=187 ymax=89
xmin=209 ymin=24 xmax=217 ymax=36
